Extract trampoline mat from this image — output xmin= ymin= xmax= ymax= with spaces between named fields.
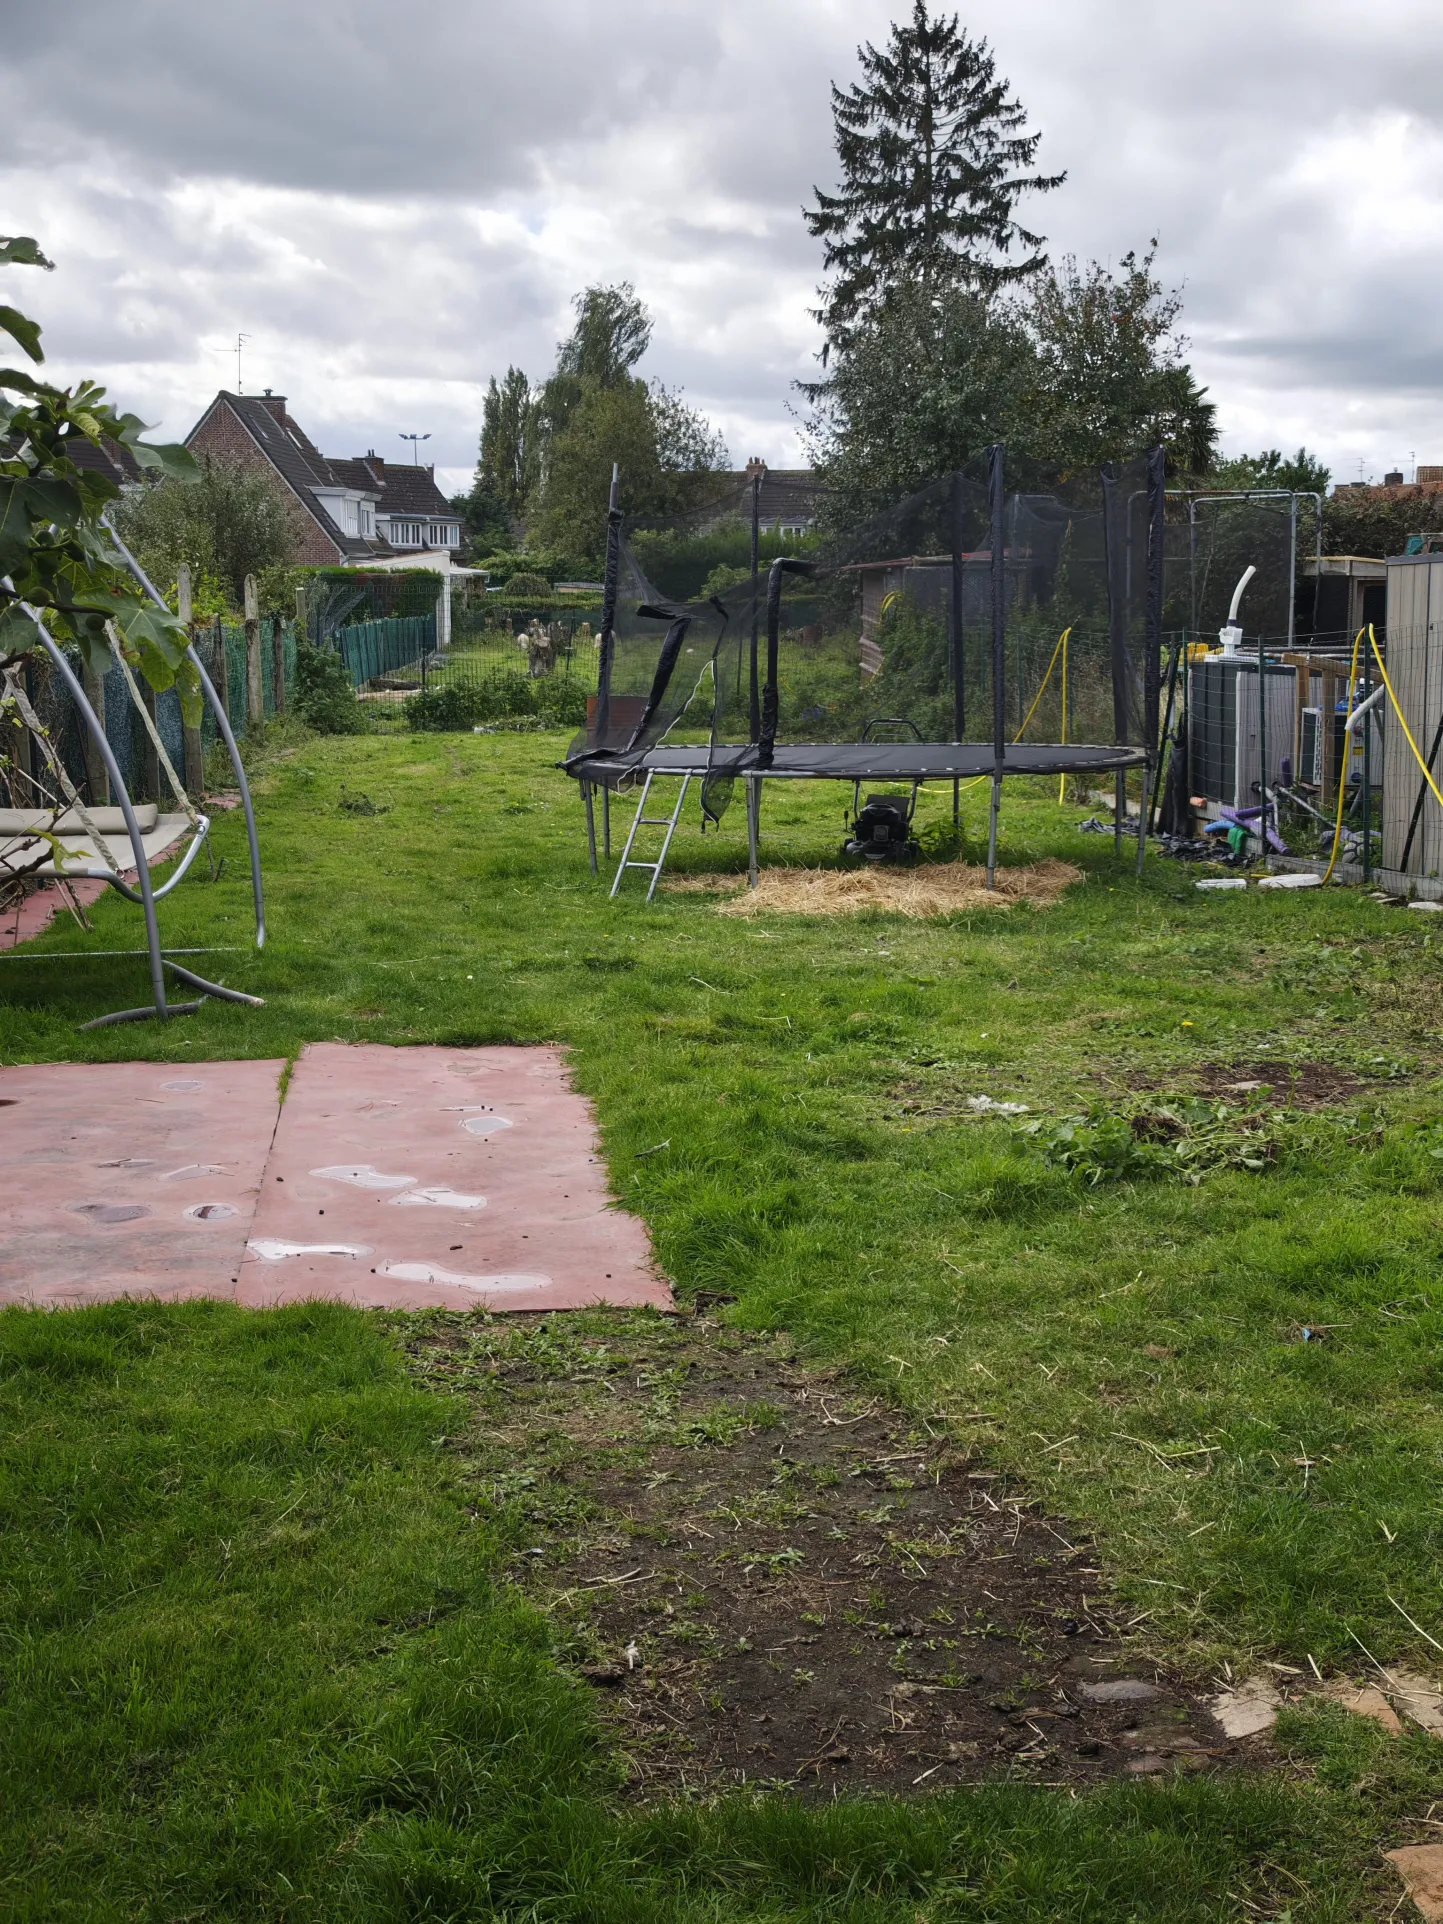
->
xmin=570 ymin=741 xmax=1146 ymax=784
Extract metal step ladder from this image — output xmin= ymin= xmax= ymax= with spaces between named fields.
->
xmin=610 ymin=772 xmax=691 ymax=901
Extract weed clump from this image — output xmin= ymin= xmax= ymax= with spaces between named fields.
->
xmin=1014 ymin=1097 xmax=1380 ymax=1186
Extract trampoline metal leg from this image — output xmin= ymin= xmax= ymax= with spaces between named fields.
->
xmin=1135 ymin=766 xmax=1150 ymax=877
xmin=1114 ymin=771 xmax=1126 ymax=859
xmin=953 ymin=775 xmax=960 ymax=831
xmin=583 ymin=781 xmax=598 ymax=875
xmin=603 ymin=786 xmax=612 ymax=859
xmin=986 ymin=774 xmax=1001 ymax=889
xmin=747 ymin=777 xmax=761 ymax=890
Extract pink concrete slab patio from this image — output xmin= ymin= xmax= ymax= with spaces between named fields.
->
xmin=0 ymin=1058 xmax=286 ymax=1307
xmin=238 ymin=1043 xmax=669 ymax=1313
xmin=0 ymin=1045 xmax=669 ymax=1315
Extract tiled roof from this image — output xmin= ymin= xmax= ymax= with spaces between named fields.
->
xmin=719 ymin=465 xmax=820 ymax=523
xmin=189 ymin=391 xmax=374 ymax=555
xmin=371 ymin=464 xmax=457 ymax=518
xmin=68 ymin=434 xmax=146 ymax=487
xmin=186 ymin=395 xmax=459 ymax=558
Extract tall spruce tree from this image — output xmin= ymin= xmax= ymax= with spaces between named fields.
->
xmin=805 ymin=4 xmax=1062 ymax=352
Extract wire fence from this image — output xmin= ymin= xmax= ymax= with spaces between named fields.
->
xmin=3 ymin=622 xmax=299 ymax=809
xmin=353 ymin=617 xmax=597 ymax=734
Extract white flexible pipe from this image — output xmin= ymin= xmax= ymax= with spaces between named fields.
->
xmin=1228 ymin=565 xmax=1258 ymax=624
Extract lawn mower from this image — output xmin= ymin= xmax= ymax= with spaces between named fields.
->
xmin=841 ymin=717 xmax=922 ymax=864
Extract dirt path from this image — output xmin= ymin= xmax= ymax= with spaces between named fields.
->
xmin=401 ymin=1309 xmax=1261 ymax=1798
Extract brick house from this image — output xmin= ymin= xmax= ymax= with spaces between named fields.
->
xmin=185 ymin=390 xmax=462 ymax=565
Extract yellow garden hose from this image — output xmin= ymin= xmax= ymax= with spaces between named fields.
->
xmin=1367 ymin=622 xmax=1443 ymax=812
xmin=959 ymin=626 xmax=1073 ymax=797
xmin=1058 ymin=628 xmax=1069 ymax=805
xmin=1322 ymin=628 xmax=1365 ymax=884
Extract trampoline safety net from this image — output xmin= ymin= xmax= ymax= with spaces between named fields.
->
xmin=565 ymin=445 xmax=1170 ymax=824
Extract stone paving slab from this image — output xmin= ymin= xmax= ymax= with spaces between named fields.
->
xmin=238 ymin=1043 xmax=669 ymax=1313
xmin=0 ymin=1058 xmax=284 ymax=1306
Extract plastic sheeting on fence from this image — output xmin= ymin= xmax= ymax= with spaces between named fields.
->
xmin=334 ymin=615 xmax=436 ymax=687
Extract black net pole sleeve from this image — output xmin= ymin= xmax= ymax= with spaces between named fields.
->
xmin=749 ymin=473 xmax=762 ymax=742
xmin=625 ymin=613 xmax=691 ymax=750
xmin=1144 ymin=446 xmax=1166 ymax=761
xmin=951 ymin=469 xmax=966 ymax=743
xmin=594 ymin=466 xmax=622 ymax=748
xmin=989 ymin=443 xmax=1006 ymax=776
xmin=1101 ymin=465 xmax=1130 ymax=744
xmin=758 ymin=558 xmax=815 ymax=770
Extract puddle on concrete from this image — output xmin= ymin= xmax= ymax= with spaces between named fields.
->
xmin=380 ymin=1261 xmax=549 ymax=1291
xmin=311 ymin=1163 xmax=417 ymax=1189
xmin=390 ymin=1186 xmax=486 ymax=1210
xmin=247 ymin=1238 xmax=372 ymax=1262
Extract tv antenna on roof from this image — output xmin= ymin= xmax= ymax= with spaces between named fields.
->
xmin=399 ymin=431 xmax=431 ymax=465
xmin=234 ymin=331 xmax=250 ymax=393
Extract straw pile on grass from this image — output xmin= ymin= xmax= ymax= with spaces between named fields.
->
xmin=661 ymin=858 xmax=1083 ymax=918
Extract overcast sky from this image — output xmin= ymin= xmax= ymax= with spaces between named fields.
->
xmin=5 ymin=0 xmax=1440 ymax=496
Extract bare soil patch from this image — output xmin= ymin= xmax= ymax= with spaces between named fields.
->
xmin=400 ymin=1310 xmax=1253 ymax=1800
xmin=1191 ymin=1059 xmax=1368 ymax=1107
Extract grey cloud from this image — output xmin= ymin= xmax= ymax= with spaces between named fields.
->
xmin=5 ymin=0 xmax=1443 ymax=478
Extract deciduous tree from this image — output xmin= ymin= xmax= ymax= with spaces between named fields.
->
xmin=111 ymin=458 xmax=303 ymax=608
xmin=0 ymin=235 xmax=198 ymax=712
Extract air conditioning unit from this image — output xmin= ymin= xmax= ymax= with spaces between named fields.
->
xmin=1187 ymin=657 xmax=1297 ymax=809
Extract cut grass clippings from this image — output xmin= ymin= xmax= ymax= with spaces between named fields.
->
xmin=6 ymin=728 xmax=1443 ymax=1916
xmin=694 ymin=856 xmax=1082 ymax=917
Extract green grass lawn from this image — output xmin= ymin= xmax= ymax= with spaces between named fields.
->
xmin=5 ymin=727 xmax=1443 ymax=1919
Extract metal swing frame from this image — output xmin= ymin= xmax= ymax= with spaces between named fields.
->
xmin=9 ymin=527 xmax=267 ymax=1027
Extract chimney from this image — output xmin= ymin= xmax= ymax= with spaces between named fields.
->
xmin=1384 ymin=470 xmax=1404 ymax=487
xmin=255 ymin=392 xmax=287 ymax=425
xmin=744 ymin=456 xmax=766 ymax=482
xmin=365 ymin=450 xmax=385 ymax=478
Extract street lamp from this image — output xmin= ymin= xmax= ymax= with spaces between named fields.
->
xmin=399 ymin=432 xmax=431 ymax=465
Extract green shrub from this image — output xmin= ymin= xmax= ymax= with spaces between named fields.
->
xmin=502 ymin=570 xmax=552 ymax=598
xmin=293 ymin=640 xmax=366 ymax=735
xmin=403 ymin=674 xmax=587 ymax=733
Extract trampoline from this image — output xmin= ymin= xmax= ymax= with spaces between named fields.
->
xmin=564 ymin=443 xmax=1168 ymax=897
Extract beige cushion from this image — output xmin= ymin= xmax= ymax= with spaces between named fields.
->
xmin=0 ymin=803 xmax=159 ymax=834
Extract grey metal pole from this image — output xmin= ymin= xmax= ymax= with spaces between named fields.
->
xmin=36 ymin=632 xmax=168 ymax=1017
xmin=951 ymin=468 xmax=965 ymax=831
xmin=1362 ymin=637 xmax=1373 ymax=883
xmin=105 ymin=519 xmax=267 ymax=947
xmin=747 ymin=776 xmax=760 ymax=889
xmin=186 ymin=642 xmax=265 ymax=947
xmin=1287 ymin=492 xmax=1298 ymax=653
xmin=750 ymin=471 xmax=761 ymax=746
xmin=987 ymin=443 xmax=1005 ymax=888
xmin=583 ymin=781 xmax=598 ymax=873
